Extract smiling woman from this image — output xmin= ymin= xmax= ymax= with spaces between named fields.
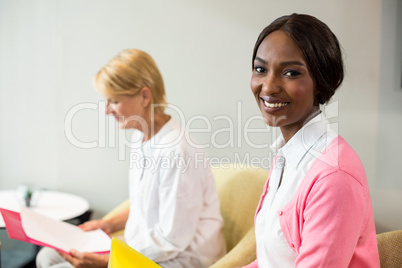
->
xmin=243 ymin=14 xmax=380 ymax=268
xmin=95 ymin=50 xmax=168 ymax=136
xmin=251 ymin=30 xmax=316 ymax=142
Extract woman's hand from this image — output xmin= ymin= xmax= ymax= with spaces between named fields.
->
xmin=79 ymin=207 xmax=129 ymax=236
xmin=79 ymin=219 xmax=112 ymax=234
xmin=59 ymin=250 xmax=109 ymax=268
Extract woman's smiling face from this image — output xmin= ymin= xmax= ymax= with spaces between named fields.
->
xmin=251 ymin=30 xmax=318 ymax=141
xmin=105 ymin=93 xmax=147 ymax=130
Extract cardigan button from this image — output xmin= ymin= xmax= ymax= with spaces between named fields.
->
xmin=278 ymin=210 xmax=283 ymax=216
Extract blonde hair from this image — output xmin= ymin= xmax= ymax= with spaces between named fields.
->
xmin=95 ymin=49 xmax=167 ymax=113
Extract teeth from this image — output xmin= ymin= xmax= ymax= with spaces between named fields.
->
xmin=264 ymin=100 xmax=289 ymax=108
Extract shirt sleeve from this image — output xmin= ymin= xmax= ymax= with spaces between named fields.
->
xmin=131 ymin=147 xmax=205 ymax=262
xmin=295 ymin=170 xmax=367 ymax=267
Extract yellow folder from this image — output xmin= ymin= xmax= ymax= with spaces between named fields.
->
xmin=108 ymin=237 xmax=161 ymax=268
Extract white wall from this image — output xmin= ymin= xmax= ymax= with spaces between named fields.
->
xmin=372 ymin=0 xmax=402 ymax=233
xmin=1 ymin=0 xmax=397 ymax=231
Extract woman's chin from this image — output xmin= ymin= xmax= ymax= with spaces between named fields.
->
xmin=118 ymin=122 xmax=137 ymax=130
xmin=117 ymin=123 xmax=129 ymax=129
xmin=261 ymin=113 xmax=289 ymax=128
xmin=262 ymin=116 xmax=278 ymax=128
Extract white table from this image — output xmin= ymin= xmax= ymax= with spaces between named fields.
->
xmin=0 ymin=190 xmax=90 ymax=227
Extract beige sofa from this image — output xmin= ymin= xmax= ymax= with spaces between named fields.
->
xmin=103 ymin=164 xmax=269 ymax=268
xmin=103 ymin=165 xmax=402 ymax=268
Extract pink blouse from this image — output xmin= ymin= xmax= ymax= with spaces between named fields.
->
xmin=244 ymin=136 xmax=380 ymax=267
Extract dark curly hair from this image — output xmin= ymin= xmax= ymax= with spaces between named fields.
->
xmin=252 ymin=14 xmax=344 ymax=104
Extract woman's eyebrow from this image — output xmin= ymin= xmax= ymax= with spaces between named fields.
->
xmin=280 ymin=61 xmax=305 ymax=67
xmin=254 ymin=56 xmax=267 ymax=65
xmin=254 ymin=57 xmax=305 ymax=67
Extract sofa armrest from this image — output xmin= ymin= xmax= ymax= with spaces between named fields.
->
xmin=377 ymin=230 xmax=402 ymax=267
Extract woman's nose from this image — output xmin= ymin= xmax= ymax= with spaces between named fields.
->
xmin=105 ymin=102 xmax=114 ymax=115
xmin=261 ymin=74 xmax=281 ymax=95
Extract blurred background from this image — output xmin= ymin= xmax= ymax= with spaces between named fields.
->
xmin=0 ymin=0 xmax=401 ymax=238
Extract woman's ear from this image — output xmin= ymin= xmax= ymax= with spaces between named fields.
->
xmin=140 ymin=87 xmax=152 ymax=108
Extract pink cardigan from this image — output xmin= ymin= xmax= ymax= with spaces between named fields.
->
xmin=244 ymin=136 xmax=380 ymax=267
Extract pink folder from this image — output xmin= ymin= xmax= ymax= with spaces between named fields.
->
xmin=0 ymin=208 xmax=52 ymax=248
xmin=0 ymin=208 xmax=111 ymax=254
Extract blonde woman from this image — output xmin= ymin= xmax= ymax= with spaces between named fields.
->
xmin=36 ymin=49 xmax=226 ymax=268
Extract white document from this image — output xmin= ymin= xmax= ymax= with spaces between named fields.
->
xmin=20 ymin=207 xmax=111 ymax=253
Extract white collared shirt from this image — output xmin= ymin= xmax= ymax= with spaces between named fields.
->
xmin=124 ymin=118 xmax=226 ymax=267
xmin=255 ymin=112 xmax=337 ymax=267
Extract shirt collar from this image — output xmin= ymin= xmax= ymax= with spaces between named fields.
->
xmin=270 ymin=111 xmax=328 ymax=168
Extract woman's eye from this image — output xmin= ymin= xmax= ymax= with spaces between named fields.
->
xmin=254 ymin=66 xmax=266 ymax=73
xmin=284 ymin=70 xmax=301 ymax=77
